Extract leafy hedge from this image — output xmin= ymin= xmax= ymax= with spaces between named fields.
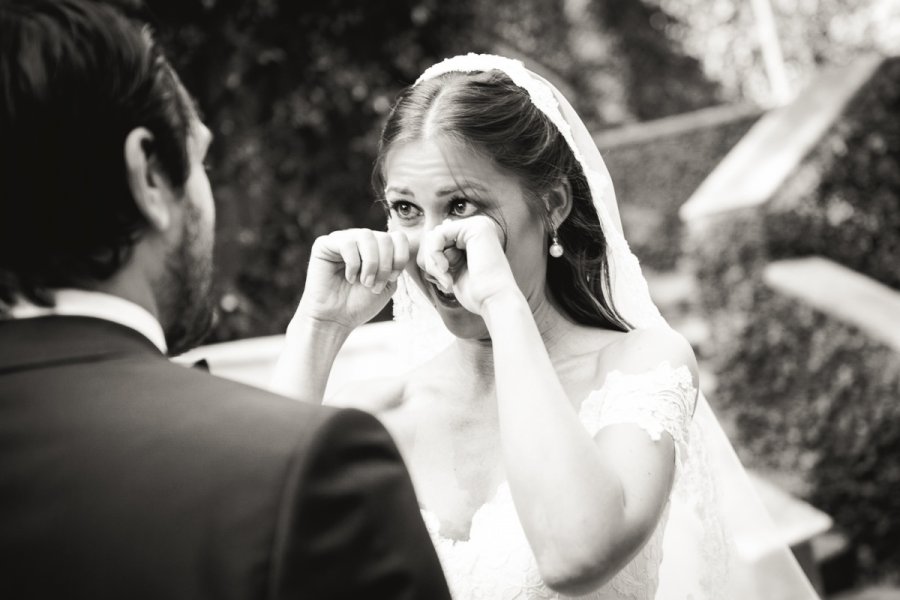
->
xmin=599 ymin=105 xmax=760 ymax=270
xmin=687 ymin=57 xmax=900 ymax=581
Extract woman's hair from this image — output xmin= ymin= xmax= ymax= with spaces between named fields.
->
xmin=0 ymin=0 xmax=195 ymax=309
xmin=373 ymin=69 xmax=631 ymax=331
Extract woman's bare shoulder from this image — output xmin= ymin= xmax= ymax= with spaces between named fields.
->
xmin=599 ymin=325 xmax=699 ymax=387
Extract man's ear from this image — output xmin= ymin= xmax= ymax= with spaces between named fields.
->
xmin=124 ymin=127 xmax=172 ymax=232
xmin=544 ymin=178 xmax=573 ymax=230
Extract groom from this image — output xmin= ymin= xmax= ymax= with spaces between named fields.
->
xmin=0 ymin=1 xmax=449 ymax=598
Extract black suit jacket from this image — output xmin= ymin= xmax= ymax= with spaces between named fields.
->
xmin=0 ymin=316 xmax=450 ymax=600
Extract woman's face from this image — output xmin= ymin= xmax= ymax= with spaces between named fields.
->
xmin=383 ymin=137 xmax=549 ymax=339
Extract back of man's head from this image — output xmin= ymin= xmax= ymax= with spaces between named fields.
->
xmin=0 ymin=0 xmax=195 ymax=309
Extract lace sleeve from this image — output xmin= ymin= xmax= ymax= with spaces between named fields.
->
xmin=578 ymin=361 xmax=696 ymax=479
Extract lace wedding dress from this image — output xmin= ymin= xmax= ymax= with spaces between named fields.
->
xmin=421 ymin=363 xmax=707 ymax=600
xmin=393 ymin=54 xmax=821 ymax=600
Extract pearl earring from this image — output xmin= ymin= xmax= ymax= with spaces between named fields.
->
xmin=549 ymin=231 xmax=564 ymax=258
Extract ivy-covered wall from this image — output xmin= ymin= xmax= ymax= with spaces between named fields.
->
xmin=600 ymin=105 xmax=761 ymax=270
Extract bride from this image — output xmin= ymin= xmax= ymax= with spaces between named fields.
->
xmin=271 ymin=54 xmax=820 ymax=599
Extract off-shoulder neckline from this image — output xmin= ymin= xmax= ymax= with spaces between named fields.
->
xmin=420 ymin=361 xmax=696 ymax=543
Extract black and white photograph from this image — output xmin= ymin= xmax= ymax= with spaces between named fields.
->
xmin=1 ymin=0 xmax=898 ymax=598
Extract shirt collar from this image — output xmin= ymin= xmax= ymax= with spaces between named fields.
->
xmin=8 ymin=289 xmax=168 ymax=354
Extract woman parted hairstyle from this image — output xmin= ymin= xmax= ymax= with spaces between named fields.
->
xmin=373 ymin=69 xmax=631 ymax=332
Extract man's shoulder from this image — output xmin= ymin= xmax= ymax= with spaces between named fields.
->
xmin=8 ymin=347 xmax=367 ymax=465
xmin=118 ymin=353 xmax=359 ymax=447
xmin=140 ymin=355 xmax=319 ymax=409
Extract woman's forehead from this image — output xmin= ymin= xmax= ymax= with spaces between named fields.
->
xmin=384 ymin=138 xmax=520 ymax=194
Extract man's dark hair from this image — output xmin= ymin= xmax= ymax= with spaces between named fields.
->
xmin=0 ymin=0 xmax=195 ymax=309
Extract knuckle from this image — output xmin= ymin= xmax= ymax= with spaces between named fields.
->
xmin=313 ymin=234 xmax=331 ymax=249
xmin=361 ymin=234 xmax=378 ymax=252
xmin=341 ymin=246 xmax=360 ymax=264
xmin=377 ymin=233 xmax=393 ymax=252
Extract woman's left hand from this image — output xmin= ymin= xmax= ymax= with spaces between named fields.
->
xmin=418 ymin=215 xmax=521 ymax=315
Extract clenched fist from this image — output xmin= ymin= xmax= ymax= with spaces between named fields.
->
xmin=295 ymin=229 xmax=411 ymax=330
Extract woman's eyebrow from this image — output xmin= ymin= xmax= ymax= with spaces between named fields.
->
xmin=385 ymin=186 xmax=413 ymax=196
xmin=436 ymin=183 xmax=489 ymax=196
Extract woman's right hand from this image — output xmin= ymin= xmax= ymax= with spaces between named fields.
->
xmin=418 ymin=215 xmax=519 ymax=316
xmin=293 ymin=229 xmax=410 ymax=331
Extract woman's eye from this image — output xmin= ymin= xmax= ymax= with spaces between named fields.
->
xmin=450 ymin=198 xmax=477 ymax=217
xmin=389 ymin=201 xmax=421 ymax=220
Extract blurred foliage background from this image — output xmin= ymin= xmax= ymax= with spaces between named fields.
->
xmin=687 ymin=57 xmax=900 ymax=582
xmin=126 ymin=0 xmax=895 ymax=341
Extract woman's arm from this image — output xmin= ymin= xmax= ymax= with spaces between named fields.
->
xmin=485 ymin=294 xmax=695 ymax=594
xmin=269 ymin=230 xmax=409 ymax=404
xmin=420 ymin=216 xmax=697 ymax=595
xmin=270 ymin=315 xmax=352 ymax=403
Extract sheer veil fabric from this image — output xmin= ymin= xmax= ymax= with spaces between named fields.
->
xmin=390 ymin=54 xmax=821 ymax=599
